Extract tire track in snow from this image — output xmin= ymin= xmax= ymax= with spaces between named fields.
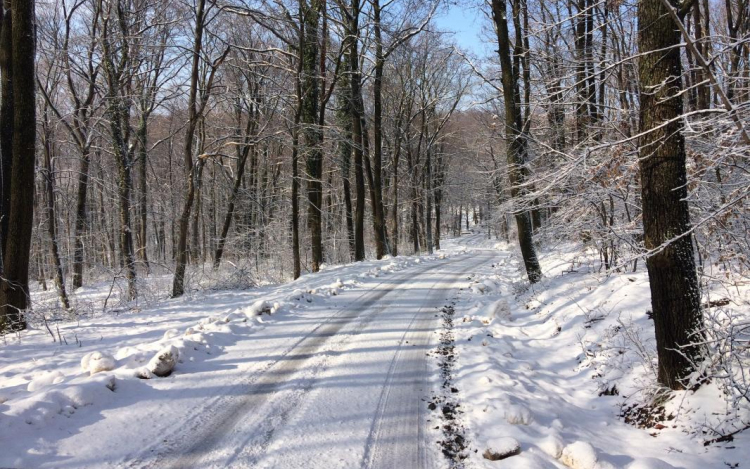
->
xmin=125 ymin=256 xmax=468 ymax=469
xmin=362 ymin=253 xmax=496 ymax=469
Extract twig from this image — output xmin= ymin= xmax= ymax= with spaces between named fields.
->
xmin=42 ymin=314 xmax=56 ymax=342
xmin=659 ymin=0 xmax=750 ymax=145
xmin=703 ymin=424 xmax=750 ymax=446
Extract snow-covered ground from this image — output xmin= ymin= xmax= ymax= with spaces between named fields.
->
xmin=437 ymin=234 xmax=750 ymax=469
xmin=3 ymin=231 xmax=748 ymax=468
xmin=1 ymin=245 xmax=480 ymax=468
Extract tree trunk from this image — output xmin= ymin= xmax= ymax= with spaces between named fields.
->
xmin=371 ymin=0 xmax=387 ymax=259
xmin=136 ymin=119 xmax=150 ymax=273
xmin=390 ymin=148 xmax=399 ymax=256
xmin=0 ymin=0 xmax=36 ymax=331
xmin=424 ymin=148 xmax=433 ymax=254
xmin=302 ymin=0 xmax=324 ymax=272
xmin=573 ymin=0 xmax=588 ymax=143
xmin=214 ymin=134 xmax=254 ymax=269
xmin=41 ymin=116 xmax=70 ymax=310
xmin=336 ymin=58 xmax=355 ymax=260
xmin=0 ymin=0 xmax=12 ymax=259
xmin=190 ymin=157 xmax=204 ymax=263
xmin=173 ymin=0 xmax=206 ymax=297
xmin=291 ymin=12 xmax=304 ymax=279
xmin=362 ymin=118 xmax=384 ymax=254
xmin=350 ymin=0 xmax=366 ymax=261
xmin=491 ymin=0 xmax=542 ymax=284
xmin=112 ymin=132 xmax=137 ymax=301
xmin=692 ymin=1 xmax=710 ymax=110
xmin=71 ymin=148 xmax=90 ymax=289
xmin=434 ymin=189 xmax=442 ymax=250
xmin=637 ymin=0 xmax=704 ymax=390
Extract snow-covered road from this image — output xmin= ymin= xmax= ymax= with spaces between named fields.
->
xmin=6 ymin=233 xmax=742 ymax=468
xmin=122 ymin=247 xmax=494 ymax=469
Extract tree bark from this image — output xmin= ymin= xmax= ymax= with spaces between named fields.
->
xmin=100 ymin=1 xmax=137 ymax=301
xmin=71 ymin=149 xmax=90 ymax=289
xmin=0 ymin=0 xmax=36 ymax=331
xmin=371 ymin=0 xmax=387 ymax=259
xmin=291 ymin=9 xmax=304 ymax=279
xmin=637 ymin=0 xmax=704 ymax=390
xmin=301 ymin=0 xmax=324 ymax=272
xmin=336 ymin=55 xmax=355 ymax=260
xmin=349 ymin=0 xmax=366 ymax=261
xmin=136 ymin=118 xmax=150 ymax=272
xmin=0 ymin=0 xmax=12 ymax=260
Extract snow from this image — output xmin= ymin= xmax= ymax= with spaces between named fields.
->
xmin=2 ymin=231 xmax=748 ymax=468
xmin=484 ymin=436 xmax=521 ymax=460
xmin=625 ymin=459 xmax=680 ymax=469
xmin=504 ymin=404 xmax=533 ymax=425
xmin=560 ymin=441 xmax=614 ymax=469
xmin=435 ymin=233 xmax=750 ymax=469
xmin=26 ymin=370 xmax=66 ymax=392
xmin=145 ymin=346 xmax=178 ymax=377
xmin=80 ymin=351 xmax=116 ymax=375
xmin=0 ymin=249 xmax=462 ymax=468
xmin=539 ymin=433 xmax=564 ymax=459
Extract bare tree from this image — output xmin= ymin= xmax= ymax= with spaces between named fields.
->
xmin=172 ymin=0 xmax=229 ymax=297
xmin=490 ymin=0 xmax=542 ymax=283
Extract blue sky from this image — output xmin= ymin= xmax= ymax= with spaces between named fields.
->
xmin=433 ymin=1 xmax=489 ymax=57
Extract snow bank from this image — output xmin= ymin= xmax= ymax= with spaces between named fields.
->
xmin=435 ymin=238 xmax=749 ymax=469
xmin=6 ymin=373 xmax=116 ymax=427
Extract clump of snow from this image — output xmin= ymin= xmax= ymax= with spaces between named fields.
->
xmin=539 ymin=433 xmax=564 ymax=459
xmin=246 ymin=299 xmax=273 ymax=316
xmin=146 ymin=346 xmax=179 ymax=377
xmin=560 ymin=441 xmax=613 ymax=469
xmin=470 ymin=283 xmax=486 ymax=294
xmin=288 ymin=289 xmax=313 ymax=302
xmin=27 ymin=370 xmax=66 ymax=392
xmin=483 ymin=437 xmax=520 ymax=460
xmin=504 ymin=404 xmax=533 ymax=425
xmin=470 ymin=277 xmax=503 ymax=295
xmin=80 ymin=351 xmax=116 ymax=375
xmin=484 ymin=298 xmax=511 ymax=320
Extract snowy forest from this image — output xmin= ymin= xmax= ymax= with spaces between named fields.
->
xmin=1 ymin=0 xmax=750 ymax=467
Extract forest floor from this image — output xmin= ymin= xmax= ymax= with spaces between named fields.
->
xmin=1 ymin=232 xmax=748 ymax=468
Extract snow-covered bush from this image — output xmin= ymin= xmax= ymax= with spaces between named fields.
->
xmin=206 ymin=262 xmax=257 ymax=291
xmin=694 ymin=308 xmax=750 ymax=438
